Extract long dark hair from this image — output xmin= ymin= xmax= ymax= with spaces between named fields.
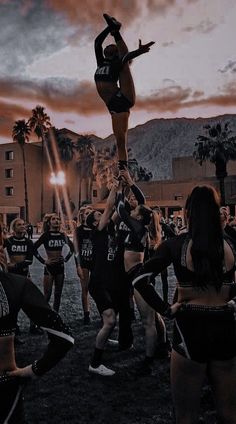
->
xmin=187 ymin=185 xmax=224 ymax=290
xmin=139 ymin=205 xmax=161 ymax=246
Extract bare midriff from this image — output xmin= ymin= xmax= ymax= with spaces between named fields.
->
xmin=124 ymin=250 xmax=144 ymax=273
xmin=95 ymin=81 xmax=119 ymax=104
xmin=8 ymin=255 xmax=26 ymax=264
xmin=177 ymin=283 xmax=231 ymax=306
xmin=0 ymin=336 xmax=16 ymax=373
xmin=46 ymin=251 xmax=63 ymax=260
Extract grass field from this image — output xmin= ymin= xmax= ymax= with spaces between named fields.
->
xmin=15 ymin=258 xmax=217 ymax=424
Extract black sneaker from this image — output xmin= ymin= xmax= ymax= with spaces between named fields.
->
xmin=103 ymin=14 xmax=121 ymax=31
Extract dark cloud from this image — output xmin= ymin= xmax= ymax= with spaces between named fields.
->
xmin=0 ymin=0 xmax=75 ymax=76
xmin=136 ymin=83 xmax=236 ymax=111
xmin=0 ymin=76 xmax=103 ymax=114
xmin=1 ymin=77 xmax=236 ymax=140
xmin=183 ymin=19 xmax=217 ymax=34
xmin=218 ymin=60 xmax=236 ymax=74
xmin=162 ymin=41 xmax=174 ymax=47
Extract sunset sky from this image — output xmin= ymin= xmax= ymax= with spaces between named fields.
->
xmin=1 ymin=0 xmax=236 ymax=143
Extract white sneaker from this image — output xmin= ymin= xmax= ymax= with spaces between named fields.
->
xmin=88 ymin=364 xmax=115 ymax=376
xmin=107 ymin=339 xmax=119 ymax=346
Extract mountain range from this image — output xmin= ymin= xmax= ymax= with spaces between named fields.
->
xmin=94 ymin=114 xmax=236 ymax=180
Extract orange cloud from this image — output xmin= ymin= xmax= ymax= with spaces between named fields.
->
xmin=1 ymin=78 xmax=236 ymax=140
xmin=0 ymin=78 xmax=103 ymax=114
xmin=44 ymin=0 xmax=189 ymax=26
xmin=0 ymin=99 xmax=31 ymax=138
xmin=136 ymin=82 xmax=236 ymax=111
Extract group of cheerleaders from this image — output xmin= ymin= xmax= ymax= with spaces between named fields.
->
xmin=1 ymin=13 xmax=236 ymax=424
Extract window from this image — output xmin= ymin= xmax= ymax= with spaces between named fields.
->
xmin=92 ymin=189 xmax=97 ymax=198
xmin=5 ymin=169 xmax=13 ymax=178
xmin=5 ymin=151 xmax=14 ymax=160
xmin=5 ymin=187 xmax=14 ymax=196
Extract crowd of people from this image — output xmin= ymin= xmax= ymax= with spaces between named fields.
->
xmin=1 ymin=168 xmax=236 ymax=422
xmin=1 ymin=12 xmax=236 ymax=424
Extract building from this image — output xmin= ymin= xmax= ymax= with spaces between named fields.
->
xmin=1 ymin=129 xmax=236 ymax=225
xmin=0 ymin=142 xmax=41 ymax=225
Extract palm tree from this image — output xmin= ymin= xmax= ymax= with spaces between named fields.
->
xmin=75 ymin=135 xmax=95 ymax=206
xmin=57 ymin=136 xmax=75 ymax=170
xmin=28 ymin=105 xmax=51 ymax=218
xmin=193 ymin=122 xmax=236 ymax=205
xmin=12 ymin=120 xmax=31 ymax=222
xmin=56 ymin=135 xmax=75 ymax=216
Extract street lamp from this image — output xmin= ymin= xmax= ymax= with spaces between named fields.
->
xmin=49 ymin=171 xmax=66 ymax=213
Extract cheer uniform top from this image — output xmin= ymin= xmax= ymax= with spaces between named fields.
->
xmin=0 ymin=271 xmax=74 ymax=371
xmin=74 ymin=225 xmax=93 ymax=270
xmin=94 ymin=46 xmax=133 ymax=113
xmin=116 ymin=193 xmax=148 ymax=254
xmin=94 ymin=56 xmax=122 ymax=84
xmin=33 ymin=231 xmax=74 ymax=275
xmin=132 ymin=232 xmax=236 ymax=362
xmin=4 ymin=236 xmax=34 ymax=276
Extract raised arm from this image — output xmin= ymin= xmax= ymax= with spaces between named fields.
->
xmin=98 ymin=179 xmax=120 ymax=231
xmin=119 ymin=168 xmax=145 ymax=205
xmin=94 ymin=26 xmax=110 ymax=65
xmin=116 ymin=190 xmax=143 ymax=237
xmin=122 ymin=39 xmax=155 ymax=65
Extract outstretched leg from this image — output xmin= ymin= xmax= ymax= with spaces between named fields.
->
xmin=104 ymin=14 xmax=135 ymax=105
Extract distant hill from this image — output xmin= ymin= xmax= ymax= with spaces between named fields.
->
xmin=93 ymin=114 xmax=236 ymax=180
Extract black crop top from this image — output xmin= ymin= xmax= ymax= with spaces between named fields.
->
xmin=74 ymin=225 xmax=93 ymax=266
xmin=33 ymin=231 xmax=74 ymax=265
xmin=94 ymin=57 xmax=122 ymax=83
xmin=116 ymin=193 xmax=148 ymax=253
xmin=4 ymin=236 xmax=34 ymax=275
xmin=132 ymin=232 xmax=236 ymax=315
xmin=0 ymin=272 xmax=74 ymax=375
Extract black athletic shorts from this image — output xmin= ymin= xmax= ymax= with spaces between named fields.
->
xmin=44 ymin=262 xmax=64 ymax=276
xmin=89 ymin=277 xmax=119 ymax=315
xmin=173 ymin=304 xmax=236 ymax=363
xmin=0 ymin=375 xmax=26 ymax=424
xmin=107 ymin=91 xmax=133 ymax=114
xmin=80 ymin=260 xmax=92 ymax=271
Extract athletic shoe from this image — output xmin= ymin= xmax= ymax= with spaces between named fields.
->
xmin=103 ymin=14 xmax=121 ymax=31
xmin=107 ymin=338 xmax=119 ymax=346
xmin=88 ymin=364 xmax=115 ymax=376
